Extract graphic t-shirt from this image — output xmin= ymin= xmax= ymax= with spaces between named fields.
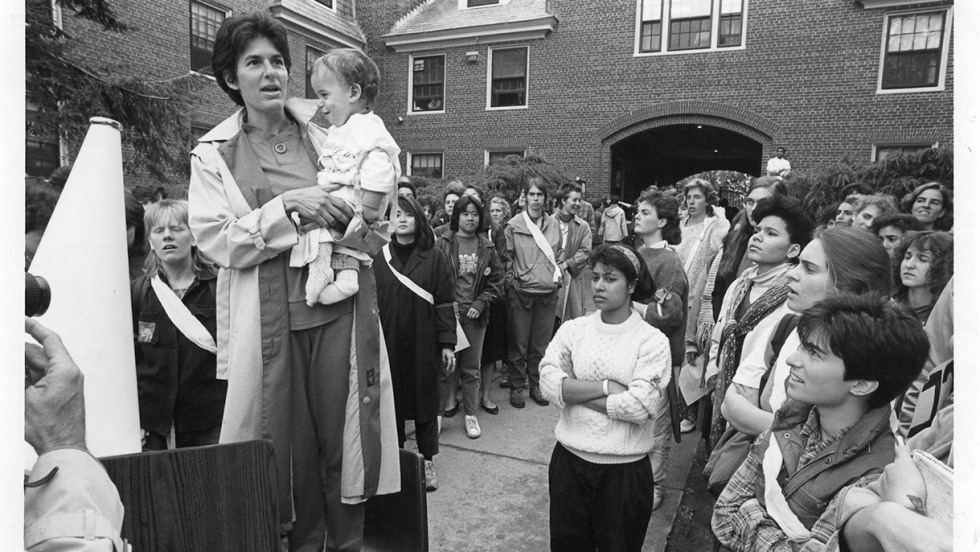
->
xmin=454 ymin=235 xmax=480 ymax=309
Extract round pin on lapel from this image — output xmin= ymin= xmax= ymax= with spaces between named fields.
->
xmin=274 ymin=142 xmax=287 ymax=154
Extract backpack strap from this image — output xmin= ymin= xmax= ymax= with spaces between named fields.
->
xmin=758 ymin=313 xmax=800 ymax=397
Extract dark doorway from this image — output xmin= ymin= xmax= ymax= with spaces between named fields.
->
xmin=610 ymin=124 xmax=763 ymax=201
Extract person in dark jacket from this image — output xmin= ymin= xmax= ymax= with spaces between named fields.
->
xmin=131 ymin=199 xmax=225 ymax=450
xmin=711 ymin=294 xmax=929 ymax=552
xmin=374 ymin=195 xmax=457 ymax=491
xmin=437 ymin=195 xmax=504 ymax=439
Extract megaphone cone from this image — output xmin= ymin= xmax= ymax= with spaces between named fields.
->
xmin=28 ymin=117 xmax=141 ymax=461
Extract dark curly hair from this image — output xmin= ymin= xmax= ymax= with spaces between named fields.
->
xmin=212 ymin=11 xmax=292 ymax=107
xmin=635 ymin=187 xmax=681 ymax=245
xmin=891 ymin=230 xmax=953 ymax=305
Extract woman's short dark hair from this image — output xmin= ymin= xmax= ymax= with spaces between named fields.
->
xmin=588 ymin=243 xmax=655 ymax=303
xmin=397 ymin=179 xmax=416 ymax=195
xmin=900 ymin=182 xmax=953 ymax=231
xmin=636 ymin=187 xmax=682 ymax=245
xmin=212 ymin=11 xmax=292 ymax=107
xmin=890 ymin=230 xmax=954 ymax=304
xmin=449 ymin=195 xmax=487 ymax=233
xmin=870 ymin=213 xmax=923 ymax=235
xmin=397 ymin=195 xmax=435 ymax=251
xmin=555 ymin=182 xmax=583 ymax=207
xmin=750 ymin=195 xmax=815 ymax=258
xmin=814 ymin=227 xmax=892 ymax=298
xmin=716 ymin=177 xmax=789 ymax=282
xmin=798 ymin=294 xmax=929 ymax=409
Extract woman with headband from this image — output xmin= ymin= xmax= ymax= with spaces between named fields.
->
xmin=539 ymin=243 xmax=672 ymax=551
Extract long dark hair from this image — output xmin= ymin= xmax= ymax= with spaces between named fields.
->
xmin=450 ymin=195 xmax=487 ymax=233
xmin=396 ymin=195 xmax=435 ymax=250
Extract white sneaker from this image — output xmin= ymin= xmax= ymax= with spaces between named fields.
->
xmin=464 ymin=415 xmax=481 ymax=439
xmin=424 ymin=460 xmax=438 ymax=491
xmin=680 ymin=419 xmax=696 ymax=434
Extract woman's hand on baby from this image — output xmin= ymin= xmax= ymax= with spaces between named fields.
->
xmin=281 ymin=187 xmax=353 ymax=232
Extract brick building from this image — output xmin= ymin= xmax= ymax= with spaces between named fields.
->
xmin=31 ymin=0 xmax=954 ymax=202
xmin=360 ymin=0 xmax=954 ymax=201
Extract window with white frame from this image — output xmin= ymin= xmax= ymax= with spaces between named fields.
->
xmin=636 ymin=0 xmax=745 ymax=54
xmin=874 ymin=143 xmax=934 ymax=162
xmin=306 ymin=46 xmax=326 ymax=100
xmin=487 ymin=150 xmax=525 ymax=165
xmin=488 ymin=47 xmax=528 ymax=109
xmin=190 ymin=0 xmax=228 ymax=74
xmin=879 ymin=9 xmax=950 ymax=91
xmin=411 ymin=55 xmax=445 ymax=112
xmin=468 ymin=0 xmax=499 ymax=6
xmin=409 ymin=153 xmax=444 ymax=179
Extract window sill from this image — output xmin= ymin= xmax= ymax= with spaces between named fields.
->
xmin=876 ymin=85 xmax=945 ymax=95
xmin=409 ymin=109 xmax=446 ymax=116
xmin=633 ymin=44 xmax=746 ymax=57
xmin=485 ymin=105 xmax=528 ymax=112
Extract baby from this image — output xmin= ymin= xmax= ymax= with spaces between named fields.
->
xmin=292 ymin=48 xmax=401 ymax=305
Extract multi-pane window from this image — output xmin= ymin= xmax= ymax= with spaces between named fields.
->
xmin=717 ymin=0 xmax=743 ymax=47
xmin=410 ymin=153 xmax=443 ymax=179
xmin=489 ymin=47 xmax=528 ymax=108
xmin=190 ymin=1 xmax=227 ymax=74
xmin=411 ymin=55 xmax=445 ymax=112
xmin=669 ymin=0 xmax=711 ymax=50
xmin=306 ymin=47 xmax=326 ymax=100
xmin=881 ymin=11 xmax=946 ymax=90
xmin=313 ymin=0 xmax=334 ymax=8
xmin=875 ymin=144 xmax=933 ymax=162
xmin=636 ymin=0 xmax=746 ymax=54
xmin=487 ymin=150 xmax=525 ymax=165
xmin=639 ymin=0 xmax=663 ymax=53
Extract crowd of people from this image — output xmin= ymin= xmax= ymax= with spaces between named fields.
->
xmin=23 ymin=10 xmax=955 ymax=552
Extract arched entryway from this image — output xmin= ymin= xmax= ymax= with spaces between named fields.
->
xmin=597 ymin=101 xmax=778 ymax=201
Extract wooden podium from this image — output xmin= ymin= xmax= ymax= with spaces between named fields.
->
xmin=100 ymin=440 xmax=280 ymax=552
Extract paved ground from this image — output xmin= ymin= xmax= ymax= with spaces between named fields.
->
xmin=404 ymin=372 xmax=702 ymax=552
xmin=401 ymin=266 xmax=712 ymax=551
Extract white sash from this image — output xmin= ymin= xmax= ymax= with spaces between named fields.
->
xmin=382 ymin=244 xmax=469 ymax=352
xmin=522 ymin=211 xmax=561 ymax=283
xmin=682 ymin=217 xmax=716 ymax=273
xmin=150 ymin=275 xmax=217 ymax=354
xmin=762 ymin=432 xmax=812 ymax=541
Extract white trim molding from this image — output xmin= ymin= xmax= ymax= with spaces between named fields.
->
xmin=383 ymin=17 xmax=555 ymax=53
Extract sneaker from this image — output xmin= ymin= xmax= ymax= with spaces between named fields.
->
xmin=529 ymin=386 xmax=550 ymax=407
xmin=680 ymin=419 xmax=696 ymax=434
xmin=652 ymin=484 xmax=664 ymax=511
xmin=510 ymin=388 xmax=525 ymax=409
xmin=424 ymin=460 xmax=438 ymax=491
xmin=465 ymin=415 xmax=481 ymax=439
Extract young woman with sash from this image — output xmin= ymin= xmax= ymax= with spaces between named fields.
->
xmin=374 ymin=196 xmax=457 ymax=491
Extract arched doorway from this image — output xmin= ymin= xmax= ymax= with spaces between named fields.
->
xmin=611 ymin=124 xmax=763 ymax=202
xmin=597 ymin=101 xmax=779 ymax=202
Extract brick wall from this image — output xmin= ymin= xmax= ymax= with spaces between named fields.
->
xmin=358 ymin=0 xmax=954 ymax=201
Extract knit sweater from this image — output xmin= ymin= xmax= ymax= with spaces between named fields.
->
xmin=539 ymin=311 xmax=672 ymax=464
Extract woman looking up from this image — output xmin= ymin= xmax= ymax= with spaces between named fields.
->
xmin=891 ymin=231 xmax=954 ymax=323
xmin=705 ymin=227 xmax=891 ymax=495
xmin=375 ymin=196 xmax=457 ymax=490
xmin=188 ymin=12 xmax=398 ymax=551
xmin=539 ymin=244 xmax=671 ymax=551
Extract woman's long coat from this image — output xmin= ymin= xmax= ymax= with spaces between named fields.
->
xmin=374 ymin=244 xmax=457 ymax=422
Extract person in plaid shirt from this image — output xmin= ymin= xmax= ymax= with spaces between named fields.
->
xmin=711 ymin=294 xmax=929 ymax=552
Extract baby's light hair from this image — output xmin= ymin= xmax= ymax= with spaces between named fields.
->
xmin=314 ymin=48 xmax=381 ymax=106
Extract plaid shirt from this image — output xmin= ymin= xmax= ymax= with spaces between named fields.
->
xmin=711 ymin=410 xmax=881 ymax=552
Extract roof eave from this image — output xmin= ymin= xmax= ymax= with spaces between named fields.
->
xmin=269 ymin=4 xmax=365 ymax=49
xmin=382 ymin=16 xmax=557 ymax=53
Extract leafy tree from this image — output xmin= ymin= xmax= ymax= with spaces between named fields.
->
xmin=26 ymin=0 xmax=206 ymax=182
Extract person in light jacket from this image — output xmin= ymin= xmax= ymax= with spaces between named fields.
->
xmin=598 ymin=194 xmax=628 ymax=243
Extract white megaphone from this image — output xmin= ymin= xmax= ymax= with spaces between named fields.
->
xmin=27 ymin=117 xmax=142 ymax=464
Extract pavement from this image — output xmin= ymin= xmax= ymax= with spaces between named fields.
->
xmin=404 ymin=372 xmax=702 ymax=552
xmin=401 ymin=265 xmax=707 ymax=551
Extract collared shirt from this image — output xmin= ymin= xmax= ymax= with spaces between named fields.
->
xmin=642 ymin=240 xmax=670 ymax=250
xmin=711 ymin=411 xmax=880 ymax=552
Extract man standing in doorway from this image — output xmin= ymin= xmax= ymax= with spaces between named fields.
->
xmin=766 ymin=147 xmax=791 ymax=178
xmin=502 ymin=176 xmax=564 ymax=408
